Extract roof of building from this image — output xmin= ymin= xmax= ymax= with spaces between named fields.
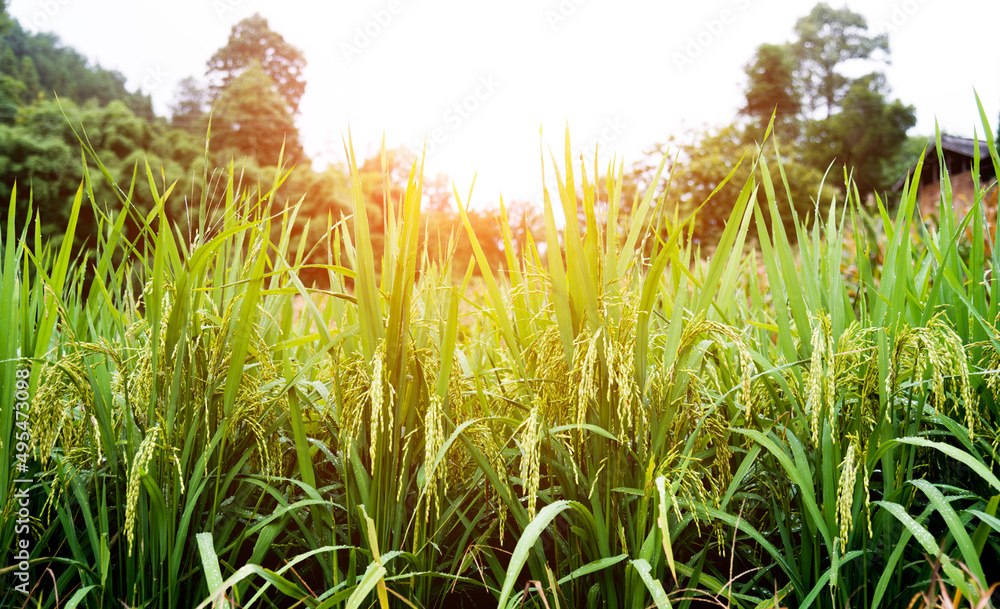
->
xmin=892 ymin=134 xmax=993 ymax=191
xmin=934 ymin=134 xmax=993 ymax=159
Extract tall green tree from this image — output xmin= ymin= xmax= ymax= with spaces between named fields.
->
xmin=18 ymin=55 xmax=39 ymax=103
xmin=0 ymin=0 xmax=10 ymax=34
xmin=803 ymin=74 xmax=916 ymax=196
xmin=741 ymin=43 xmax=802 ymax=142
xmin=0 ymin=45 xmax=16 ymax=74
xmin=738 ymin=3 xmax=915 ymax=196
xmin=791 ymin=2 xmax=889 ymax=117
xmin=211 ymin=60 xmax=303 ymax=164
xmin=169 ymin=76 xmax=209 ymax=132
xmin=206 ymin=13 xmax=306 ymax=114
xmin=0 ymin=46 xmax=22 ymax=122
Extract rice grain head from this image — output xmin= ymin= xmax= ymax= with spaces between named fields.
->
xmin=520 ymin=396 xmax=544 ymax=520
xmin=423 ymin=393 xmax=446 ymax=519
xmin=892 ymin=315 xmax=977 ymax=440
xmin=807 ymin=313 xmax=833 ymax=446
xmin=126 ymin=426 xmax=161 ymax=556
xmin=368 ymin=340 xmax=393 ymax=464
xmin=836 ymin=437 xmax=860 ymax=550
xmin=575 ymin=327 xmax=601 ymax=433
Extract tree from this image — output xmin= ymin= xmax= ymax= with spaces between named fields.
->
xmin=0 ymin=47 xmax=22 ymax=122
xmin=170 ymin=76 xmax=209 ymax=132
xmin=628 ymin=124 xmax=837 ymax=249
xmin=18 ymin=55 xmax=38 ymax=103
xmin=738 ymin=3 xmax=915 ymax=198
xmin=791 ymin=3 xmax=889 ymax=117
xmin=741 ymin=43 xmax=801 ymax=142
xmin=0 ymin=0 xmax=10 ymax=34
xmin=422 ymin=172 xmax=453 ymax=213
xmin=211 ymin=60 xmax=304 ymax=164
xmin=803 ymin=75 xmax=916 ymax=196
xmin=1 ymin=19 xmax=154 ymax=117
xmin=0 ymin=45 xmax=16 ymax=74
xmin=206 ymin=13 xmax=306 ymax=114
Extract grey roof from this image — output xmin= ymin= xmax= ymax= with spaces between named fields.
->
xmin=892 ymin=134 xmax=992 ymax=191
xmin=933 ymin=134 xmax=993 ymax=159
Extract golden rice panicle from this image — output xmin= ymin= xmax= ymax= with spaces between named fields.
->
xmin=423 ymin=393 xmax=446 ymax=519
xmin=862 ymin=458 xmax=872 ymax=538
xmin=985 ymin=341 xmax=1000 ymax=399
xmin=530 ymin=324 xmax=573 ymax=422
xmin=654 ymin=447 xmax=713 ymax=537
xmin=985 ymin=315 xmax=1000 ymax=400
xmin=34 ymin=349 xmax=93 ymax=470
xmin=519 ymin=396 xmax=544 ymax=520
xmin=126 ymin=426 xmax=161 ymax=556
xmin=704 ymin=409 xmax=732 ymax=495
xmin=368 ymin=340 xmax=394 ymax=464
xmin=836 ymin=323 xmax=880 ymax=434
xmin=893 ymin=316 xmax=977 ymax=440
xmin=836 ymin=436 xmax=861 ymax=550
xmin=608 ymin=320 xmax=642 ymax=444
xmin=231 ymin=399 xmax=277 ymax=477
xmin=699 ymin=320 xmax=756 ymax=413
xmin=807 ymin=313 xmax=833 ymax=446
xmin=928 ymin=316 xmax=976 ymax=439
xmin=672 ymin=315 xmax=754 ymax=419
xmin=338 ymin=351 xmax=369 ymax=456
xmin=861 ymin=339 xmax=883 ymax=424
xmin=574 ymin=327 xmax=601 ymax=432
xmin=224 ymin=327 xmax=285 ymax=477
xmin=477 ymin=419 xmax=509 ymax=544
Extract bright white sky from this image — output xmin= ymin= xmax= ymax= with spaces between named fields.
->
xmin=8 ymin=0 xmax=1000 ymax=209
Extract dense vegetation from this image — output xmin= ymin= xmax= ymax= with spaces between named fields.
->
xmin=633 ymin=3 xmax=919 ymax=247
xmin=1 ymin=3 xmax=929 ymax=273
xmin=3 ymin=107 xmax=1000 ymax=607
xmin=0 ymin=5 xmax=539 ymax=283
xmin=3 ymin=2 xmax=1000 ymax=608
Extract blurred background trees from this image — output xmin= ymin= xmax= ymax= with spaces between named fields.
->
xmin=630 ymin=2 xmax=918 ymax=248
xmin=0 ymin=2 xmax=933 ymax=274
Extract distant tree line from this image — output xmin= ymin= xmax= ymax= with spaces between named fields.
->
xmin=628 ymin=3 xmax=922 ymax=247
xmin=0 ymin=6 xmax=530 ymax=285
xmin=2 ymin=2 xmax=941 ymax=272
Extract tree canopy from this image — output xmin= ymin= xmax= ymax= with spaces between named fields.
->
xmin=0 ymin=18 xmax=152 ymax=118
xmin=211 ymin=60 xmax=304 ymax=164
xmin=791 ymin=2 xmax=889 ymax=117
xmin=206 ymin=13 xmax=306 ymax=114
xmin=739 ymin=3 xmax=914 ymax=197
xmin=630 ymin=2 xmax=915 ymax=249
xmin=741 ymin=43 xmax=801 ymax=142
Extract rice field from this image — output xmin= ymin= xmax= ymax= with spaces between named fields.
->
xmin=3 ymin=110 xmax=1000 ymax=608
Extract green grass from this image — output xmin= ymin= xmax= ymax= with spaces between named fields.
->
xmin=2 ymin=104 xmax=1000 ymax=609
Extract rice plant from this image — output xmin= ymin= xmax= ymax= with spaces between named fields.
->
xmin=3 ymin=101 xmax=999 ymax=609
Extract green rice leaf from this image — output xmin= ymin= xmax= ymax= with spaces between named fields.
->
xmin=631 ymin=558 xmax=672 ymax=609
xmin=497 ymin=500 xmax=574 ymax=609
